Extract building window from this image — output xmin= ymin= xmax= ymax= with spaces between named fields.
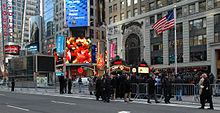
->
xmin=157 ymin=0 xmax=165 ymax=8
xmin=215 ymin=14 xmax=220 ymax=25
xmin=134 ymin=8 xmax=138 ymax=17
xmin=121 ymin=1 xmax=125 ymax=9
xmin=168 ymin=0 xmax=173 ymax=5
xmin=177 ymin=8 xmax=182 ymax=18
xmin=189 ymin=18 xmax=206 ymax=30
xmin=141 ymin=6 xmax=145 ymax=14
xmin=109 ymin=0 xmax=113 ymax=2
xmin=189 ymin=4 xmax=195 ymax=14
xmin=215 ymin=33 xmax=220 ymax=43
xmin=127 ymin=10 xmax=131 ymax=18
xmin=127 ymin=0 xmax=131 ymax=6
xmin=150 ymin=16 xmax=155 ymax=25
xmin=199 ymin=1 xmax=206 ymax=12
xmin=134 ymin=0 xmax=138 ymax=4
xmin=109 ymin=17 xmax=113 ymax=24
xmin=109 ymin=6 xmax=113 ymax=13
xmin=121 ymin=13 xmax=125 ymax=20
xmin=157 ymin=13 xmax=162 ymax=21
xmin=113 ymin=15 xmax=117 ymax=23
xmin=215 ymin=0 xmax=220 ymax=8
xmin=190 ymin=35 xmax=207 ymax=46
xmin=190 ymin=51 xmax=207 ymax=61
xmin=149 ymin=2 xmax=155 ymax=10
xmin=113 ymin=4 xmax=117 ymax=11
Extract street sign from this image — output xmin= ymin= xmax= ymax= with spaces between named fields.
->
xmin=56 ymin=73 xmax=64 ymax=76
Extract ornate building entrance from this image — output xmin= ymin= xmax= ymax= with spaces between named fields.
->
xmin=125 ymin=34 xmax=140 ymax=66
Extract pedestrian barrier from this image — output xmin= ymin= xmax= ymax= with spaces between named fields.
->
xmin=1 ymin=82 xmax=220 ymax=103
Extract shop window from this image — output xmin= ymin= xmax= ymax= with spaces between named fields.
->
xmin=150 ymin=16 xmax=155 ymax=25
xmin=215 ymin=0 xmax=220 ymax=8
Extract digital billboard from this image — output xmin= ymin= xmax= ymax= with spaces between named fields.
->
xmin=66 ymin=37 xmax=91 ymax=64
xmin=5 ymin=45 xmax=19 ymax=55
xmin=27 ymin=44 xmax=38 ymax=51
xmin=66 ymin=0 xmax=89 ymax=27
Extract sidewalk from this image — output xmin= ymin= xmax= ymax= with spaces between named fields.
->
xmin=1 ymin=86 xmax=220 ymax=105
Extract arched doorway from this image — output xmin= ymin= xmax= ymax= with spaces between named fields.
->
xmin=125 ymin=34 xmax=140 ymax=66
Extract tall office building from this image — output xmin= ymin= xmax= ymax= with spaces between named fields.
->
xmin=106 ymin=0 xmax=220 ymax=79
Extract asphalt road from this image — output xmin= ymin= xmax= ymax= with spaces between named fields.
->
xmin=0 ymin=91 xmax=219 ymax=113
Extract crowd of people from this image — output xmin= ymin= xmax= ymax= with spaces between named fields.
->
xmin=58 ymin=71 xmax=215 ymax=110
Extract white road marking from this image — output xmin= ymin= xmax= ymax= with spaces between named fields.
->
xmin=7 ymin=105 xmax=30 ymax=112
xmin=118 ymin=111 xmax=131 ymax=113
xmin=0 ymin=94 xmax=5 ymax=96
xmin=51 ymin=101 xmax=76 ymax=105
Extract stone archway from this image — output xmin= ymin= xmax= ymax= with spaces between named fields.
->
xmin=125 ymin=34 xmax=140 ymax=65
xmin=122 ymin=26 xmax=144 ymax=66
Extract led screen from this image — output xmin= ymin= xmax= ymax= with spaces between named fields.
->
xmin=66 ymin=37 xmax=91 ymax=63
xmin=66 ymin=0 xmax=89 ymax=27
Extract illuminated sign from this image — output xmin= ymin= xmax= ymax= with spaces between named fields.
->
xmin=66 ymin=0 xmax=89 ymax=27
xmin=66 ymin=37 xmax=91 ymax=64
xmin=108 ymin=65 xmax=130 ymax=73
xmin=114 ymin=61 xmax=122 ymax=65
xmin=27 ymin=44 xmax=38 ymax=51
xmin=140 ymin=64 xmax=147 ymax=67
xmin=5 ymin=45 xmax=19 ymax=55
xmin=138 ymin=67 xmax=149 ymax=74
xmin=2 ymin=0 xmax=13 ymax=41
xmin=56 ymin=35 xmax=64 ymax=53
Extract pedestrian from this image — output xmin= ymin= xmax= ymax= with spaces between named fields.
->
xmin=199 ymin=73 xmax=214 ymax=110
xmin=95 ymin=76 xmax=103 ymax=101
xmin=88 ymin=77 xmax=94 ymax=95
xmin=162 ymin=74 xmax=172 ymax=104
xmin=78 ymin=77 xmax=83 ymax=93
xmin=11 ymin=78 xmax=15 ymax=92
xmin=68 ymin=77 xmax=72 ymax=94
xmin=59 ymin=75 xmax=64 ymax=94
xmin=102 ymin=74 xmax=112 ymax=103
xmin=111 ymin=75 xmax=118 ymax=100
xmin=124 ymin=74 xmax=132 ymax=102
xmin=175 ymin=76 xmax=183 ymax=101
xmin=64 ymin=77 xmax=67 ymax=93
xmin=147 ymin=74 xmax=160 ymax=103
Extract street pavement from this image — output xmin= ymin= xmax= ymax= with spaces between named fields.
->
xmin=0 ymin=90 xmax=220 ymax=113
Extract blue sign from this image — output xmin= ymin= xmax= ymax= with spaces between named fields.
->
xmin=27 ymin=44 xmax=38 ymax=51
xmin=56 ymin=35 xmax=64 ymax=53
xmin=92 ymin=45 xmax=97 ymax=63
xmin=66 ymin=0 xmax=89 ymax=27
xmin=56 ymin=73 xmax=64 ymax=76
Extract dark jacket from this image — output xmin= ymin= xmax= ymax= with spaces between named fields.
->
xmin=202 ymin=78 xmax=212 ymax=96
xmin=175 ymin=77 xmax=183 ymax=90
xmin=162 ymin=78 xmax=172 ymax=91
xmin=148 ymin=78 xmax=157 ymax=94
xmin=124 ymin=79 xmax=131 ymax=93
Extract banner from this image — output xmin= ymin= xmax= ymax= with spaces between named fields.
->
xmin=56 ymin=35 xmax=64 ymax=53
xmin=36 ymin=77 xmax=48 ymax=87
xmin=110 ymin=43 xmax=116 ymax=58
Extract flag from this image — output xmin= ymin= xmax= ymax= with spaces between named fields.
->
xmin=152 ymin=10 xmax=175 ymax=36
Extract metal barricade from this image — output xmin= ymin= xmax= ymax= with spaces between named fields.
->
xmin=211 ymin=84 xmax=220 ymax=97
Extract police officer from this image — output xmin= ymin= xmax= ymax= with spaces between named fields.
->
xmin=162 ymin=74 xmax=172 ymax=104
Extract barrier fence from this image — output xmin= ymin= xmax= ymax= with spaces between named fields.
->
xmin=0 ymin=82 xmax=220 ymax=102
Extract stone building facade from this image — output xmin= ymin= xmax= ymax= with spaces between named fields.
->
xmin=106 ymin=0 xmax=220 ymax=79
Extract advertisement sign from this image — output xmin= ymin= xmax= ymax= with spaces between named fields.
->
xmin=36 ymin=77 xmax=48 ymax=87
xmin=92 ymin=45 xmax=97 ymax=63
xmin=107 ymin=65 xmax=130 ymax=73
xmin=56 ymin=73 xmax=64 ymax=76
xmin=56 ymin=35 xmax=64 ymax=53
xmin=27 ymin=44 xmax=38 ymax=51
xmin=5 ymin=45 xmax=19 ymax=55
xmin=110 ymin=43 xmax=116 ymax=58
xmin=30 ymin=16 xmax=40 ymax=43
xmin=66 ymin=0 xmax=89 ymax=27
xmin=66 ymin=37 xmax=91 ymax=64
xmin=138 ymin=67 xmax=149 ymax=74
